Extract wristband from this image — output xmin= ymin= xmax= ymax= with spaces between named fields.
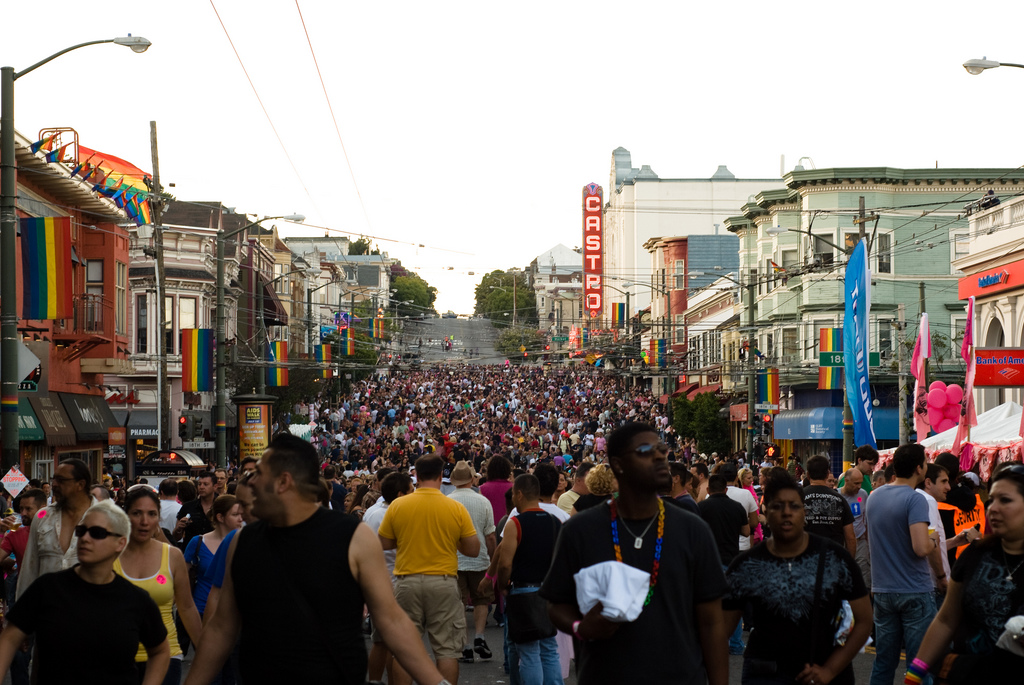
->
xmin=904 ymin=657 xmax=929 ymax=685
xmin=572 ymin=619 xmax=583 ymax=640
xmin=484 ymin=572 xmax=496 ymax=582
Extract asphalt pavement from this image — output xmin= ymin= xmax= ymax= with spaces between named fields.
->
xmin=399 ymin=316 xmax=504 ymax=366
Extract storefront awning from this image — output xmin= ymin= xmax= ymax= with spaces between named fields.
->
xmin=58 ymin=393 xmax=120 ymax=442
xmin=127 ymin=410 xmax=159 ymax=439
xmin=773 ymin=407 xmax=898 ymax=441
xmin=27 ymin=395 xmax=77 ymax=447
xmin=687 ymin=384 xmax=721 ymax=400
xmin=18 ymin=398 xmax=45 ymax=442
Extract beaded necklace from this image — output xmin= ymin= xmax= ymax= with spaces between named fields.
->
xmin=610 ymin=496 xmax=665 ymax=607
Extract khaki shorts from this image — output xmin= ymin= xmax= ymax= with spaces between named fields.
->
xmin=457 ymin=569 xmax=495 ymax=606
xmin=394 ymin=574 xmax=466 ymax=660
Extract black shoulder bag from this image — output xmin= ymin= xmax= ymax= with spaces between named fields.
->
xmin=506 ymin=513 xmax=559 ymax=644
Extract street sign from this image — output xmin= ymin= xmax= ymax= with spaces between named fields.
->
xmin=552 ymin=336 xmax=568 ymax=342
xmin=0 ymin=342 xmax=41 ymax=387
xmin=1 ymin=467 xmax=29 ymax=498
xmin=183 ymin=441 xmax=215 ymax=450
xmin=754 ymin=403 xmax=778 ymax=412
xmin=519 ymin=345 xmax=526 ymax=352
xmin=819 ymin=351 xmax=880 ymax=367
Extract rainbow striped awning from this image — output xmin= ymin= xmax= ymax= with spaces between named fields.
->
xmin=20 ymin=217 xmax=73 ymax=320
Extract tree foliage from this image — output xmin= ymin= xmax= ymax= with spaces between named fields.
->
xmin=349 ymin=237 xmax=380 ymax=256
xmin=673 ymin=392 xmax=732 ymax=456
xmin=391 ymin=274 xmax=437 ymax=317
xmin=473 ymin=269 xmax=537 ymax=327
xmin=494 ymin=327 xmax=547 ymax=362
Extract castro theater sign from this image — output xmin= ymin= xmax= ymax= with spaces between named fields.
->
xmin=582 ymin=183 xmax=603 ymax=319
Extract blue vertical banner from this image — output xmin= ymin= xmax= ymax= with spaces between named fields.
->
xmin=843 ymin=238 xmax=877 ymax=448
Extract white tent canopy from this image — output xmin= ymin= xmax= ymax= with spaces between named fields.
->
xmin=919 ymin=401 xmax=1022 ymax=451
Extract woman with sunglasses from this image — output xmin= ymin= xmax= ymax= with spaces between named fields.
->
xmin=909 ymin=464 xmax=1024 ymax=683
xmin=0 ymin=500 xmax=170 ymax=684
xmin=115 ymin=488 xmax=202 ymax=685
xmin=724 ymin=470 xmax=872 ymax=685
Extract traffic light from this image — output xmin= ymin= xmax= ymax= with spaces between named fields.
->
xmin=544 ymin=345 xmax=550 ymax=351
xmin=178 ymin=414 xmax=189 ymax=441
xmin=523 ymin=351 xmax=528 ymax=358
xmin=194 ymin=415 xmax=205 ymax=440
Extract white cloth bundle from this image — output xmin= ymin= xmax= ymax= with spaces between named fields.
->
xmin=573 ymin=560 xmax=651 ymax=623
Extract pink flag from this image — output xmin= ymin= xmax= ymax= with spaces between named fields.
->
xmin=952 ymin=297 xmax=977 ymax=456
xmin=911 ymin=313 xmax=931 ymax=442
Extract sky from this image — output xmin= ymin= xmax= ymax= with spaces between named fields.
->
xmin=7 ymin=1 xmax=1024 ymax=314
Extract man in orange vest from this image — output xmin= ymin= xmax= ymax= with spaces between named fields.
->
xmin=933 ymin=453 xmax=983 ymax=565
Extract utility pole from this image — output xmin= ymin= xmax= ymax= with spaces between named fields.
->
xmin=920 ymin=282 xmax=928 ymax=398
xmin=150 ymin=121 xmax=169 ymax=451
xmin=256 ymin=267 xmax=266 ymax=395
xmin=896 ymin=304 xmax=908 ymax=445
xmin=746 ymin=278 xmax=757 ymax=459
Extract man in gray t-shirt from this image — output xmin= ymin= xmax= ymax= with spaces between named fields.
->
xmin=864 ymin=444 xmax=936 ymax=685
xmin=840 ymin=468 xmax=869 ymax=586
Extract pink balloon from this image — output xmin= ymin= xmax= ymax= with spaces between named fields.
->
xmin=929 ymin=381 xmax=947 ymax=393
xmin=927 ymin=388 xmax=947 ymax=409
xmin=945 ymin=384 xmax=964 ymax=406
xmin=927 ymin=406 xmax=945 ymax=427
xmin=936 ymin=418 xmax=957 ymax=433
xmin=944 ymin=404 xmax=960 ymax=420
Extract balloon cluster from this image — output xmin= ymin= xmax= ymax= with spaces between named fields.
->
xmin=925 ymin=381 xmax=963 ymax=434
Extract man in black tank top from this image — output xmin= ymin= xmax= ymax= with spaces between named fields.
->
xmin=183 ymin=434 xmax=450 ymax=685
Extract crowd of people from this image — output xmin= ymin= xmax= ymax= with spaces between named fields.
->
xmin=0 ymin=362 xmax=1020 ymax=684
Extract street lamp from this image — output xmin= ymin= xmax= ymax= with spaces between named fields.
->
xmin=2 ymin=36 xmax=151 ymax=471
xmin=215 ymin=213 xmax=302 ymax=466
xmin=963 ymin=57 xmax=1024 ymax=75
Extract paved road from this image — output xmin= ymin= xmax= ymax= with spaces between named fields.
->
xmin=399 ymin=317 xmax=504 ymax=366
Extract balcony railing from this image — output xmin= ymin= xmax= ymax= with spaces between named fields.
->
xmin=54 ymin=294 xmax=115 ymax=337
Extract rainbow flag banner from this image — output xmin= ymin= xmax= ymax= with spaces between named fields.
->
xmin=267 ymin=341 xmax=288 ymax=387
xmin=20 ymin=217 xmax=73 ymax=320
xmin=819 ymin=327 xmax=842 ymax=390
xmin=611 ymin=302 xmax=626 ymax=328
xmin=757 ymin=368 xmax=780 ymax=414
xmin=341 ymin=328 xmax=355 ymax=355
xmin=373 ymin=318 xmax=384 ymax=338
xmin=651 ymin=339 xmax=667 ymax=368
xmin=181 ymin=329 xmax=213 ymax=392
xmin=316 ymin=344 xmax=332 ymax=378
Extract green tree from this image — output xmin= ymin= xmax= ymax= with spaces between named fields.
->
xmin=473 ymin=269 xmax=536 ymax=327
xmin=494 ymin=327 xmax=546 ymax=362
xmin=349 ymin=237 xmax=380 ymax=256
xmin=391 ymin=274 xmax=437 ymax=317
xmin=674 ymin=393 xmax=731 ymax=455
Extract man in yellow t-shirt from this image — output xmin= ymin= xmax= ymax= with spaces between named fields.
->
xmin=379 ymin=455 xmax=480 ymax=685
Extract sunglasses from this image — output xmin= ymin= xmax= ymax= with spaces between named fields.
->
xmin=634 ymin=443 xmax=670 ymax=457
xmin=74 ymin=525 xmax=118 ymax=540
xmin=995 ymin=464 xmax=1024 ymax=481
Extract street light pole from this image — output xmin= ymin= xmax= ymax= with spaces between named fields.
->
xmin=215 ymin=214 xmax=302 ymax=467
xmin=1 ymin=36 xmax=151 ymax=471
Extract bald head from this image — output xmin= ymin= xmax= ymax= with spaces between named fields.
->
xmin=842 ymin=467 xmax=863 ymax=495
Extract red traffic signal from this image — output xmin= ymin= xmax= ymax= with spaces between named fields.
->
xmin=178 ymin=416 xmax=187 ymax=425
xmin=763 ymin=414 xmax=773 ymax=422
xmin=545 ymin=345 xmax=550 ymax=350
xmin=523 ymin=352 xmax=528 ymax=357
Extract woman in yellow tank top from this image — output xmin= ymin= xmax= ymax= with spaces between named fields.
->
xmin=115 ymin=488 xmax=202 ymax=685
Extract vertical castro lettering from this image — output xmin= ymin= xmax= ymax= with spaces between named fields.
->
xmin=582 ymin=183 xmax=603 ymax=320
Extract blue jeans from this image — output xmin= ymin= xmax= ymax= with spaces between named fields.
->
xmin=506 ymin=587 xmax=561 ymax=685
xmin=870 ymin=592 xmax=935 ymax=685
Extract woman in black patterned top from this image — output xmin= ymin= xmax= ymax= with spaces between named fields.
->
xmin=724 ymin=470 xmax=872 ymax=685
xmin=914 ymin=464 xmax=1024 ymax=682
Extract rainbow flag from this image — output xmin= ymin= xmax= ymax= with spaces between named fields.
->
xmin=652 ymin=339 xmax=667 ymax=368
xmin=30 ymin=134 xmax=56 ymax=154
xmin=267 ymin=341 xmax=288 ymax=386
xmin=44 ymin=143 xmax=71 ymax=164
xmin=819 ymin=327 xmax=842 ymax=390
xmin=373 ymin=318 xmax=384 ymax=338
xmin=181 ymin=329 xmax=213 ymax=392
xmin=316 ymin=344 xmax=332 ymax=378
xmin=611 ymin=302 xmax=626 ymax=328
xmin=78 ymin=145 xmax=154 ymax=226
xmin=758 ymin=368 xmax=780 ymax=414
xmin=341 ymin=328 xmax=355 ymax=355
xmin=20 ymin=217 xmax=73 ymax=320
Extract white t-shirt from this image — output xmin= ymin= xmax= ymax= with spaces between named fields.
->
xmin=918 ymin=490 xmax=950 ymax=583
xmin=726 ymin=486 xmax=758 ymax=551
xmin=159 ymin=499 xmax=181 ymax=532
xmin=363 ymin=502 xmax=396 ymax=580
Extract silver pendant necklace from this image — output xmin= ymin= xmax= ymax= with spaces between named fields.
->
xmin=618 ymin=514 xmax=658 ymax=549
xmin=1002 ymin=548 xmax=1024 ymax=583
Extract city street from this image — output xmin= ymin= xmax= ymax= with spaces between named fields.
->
xmin=400 ymin=317 xmax=503 ymax=365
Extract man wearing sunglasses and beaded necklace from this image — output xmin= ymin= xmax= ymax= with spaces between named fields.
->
xmin=542 ymin=422 xmax=730 ymax=685
xmin=0 ymin=500 xmax=170 ymax=684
